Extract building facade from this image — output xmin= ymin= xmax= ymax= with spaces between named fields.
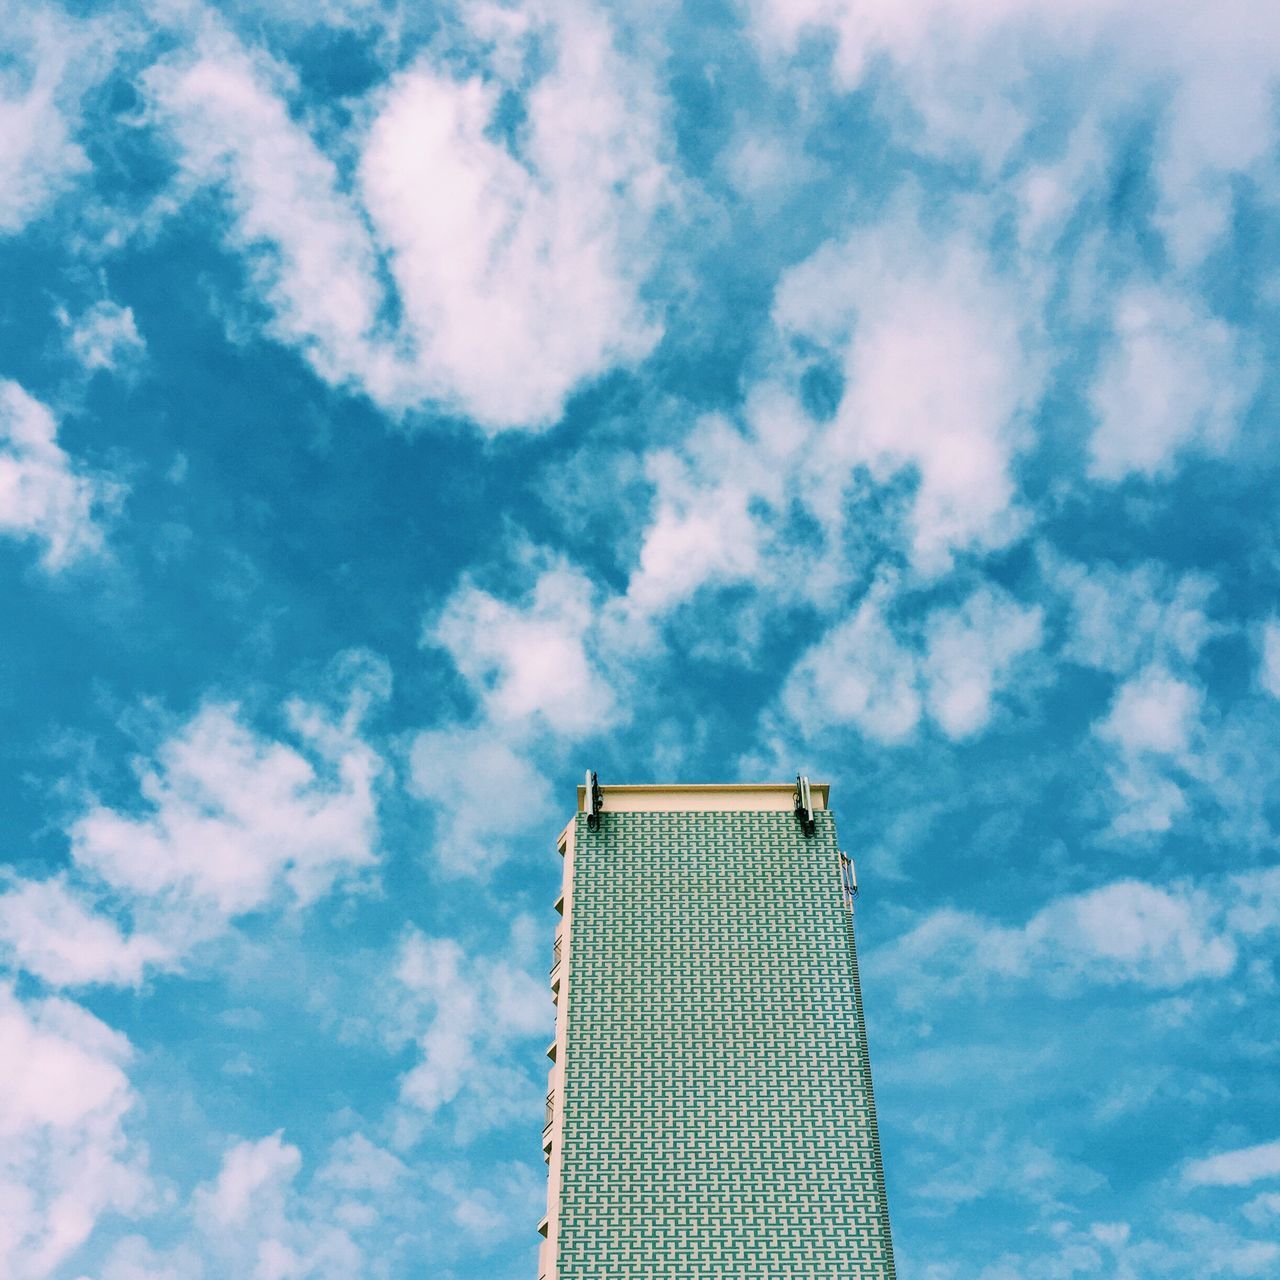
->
xmin=537 ymin=780 xmax=896 ymax=1279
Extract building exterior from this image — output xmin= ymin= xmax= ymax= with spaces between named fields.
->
xmin=537 ymin=779 xmax=896 ymax=1280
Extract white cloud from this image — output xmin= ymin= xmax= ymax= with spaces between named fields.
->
xmin=1048 ymin=553 xmax=1220 ymax=677
xmin=1184 ymin=1140 xmax=1280 ymax=1189
xmin=0 ymin=877 xmax=170 ymax=988
xmin=1094 ymin=665 xmax=1204 ymax=837
xmin=193 ymin=1133 xmax=362 ymax=1279
xmin=430 ymin=561 xmax=614 ymax=735
xmin=749 ymin=0 xmax=1280 ymax=269
xmin=782 ymin=580 xmax=922 ymax=744
xmin=623 ymin=452 xmax=765 ymax=619
xmin=0 ymin=9 xmax=100 ymax=235
xmin=1098 ymin=666 xmax=1202 ymax=757
xmin=781 ymin=578 xmax=1041 ymax=744
xmin=1259 ymin=620 xmax=1280 ymax=699
xmin=1243 ymin=1192 xmax=1280 ymax=1225
xmin=774 ymin=217 xmax=1040 ymax=573
xmin=1026 ymin=880 xmax=1236 ymax=988
xmin=61 ymin=300 xmax=146 ymax=374
xmin=0 ymin=379 xmax=118 ymax=570
xmin=73 ymin=692 xmax=382 ymax=922
xmin=408 ymin=723 xmax=555 ymax=877
xmin=395 ymin=927 xmax=546 ymax=1139
xmin=1 ymin=657 xmax=387 ymax=989
xmin=144 ymin=30 xmax=393 ymax=401
xmin=0 ymin=982 xmax=147 ymax=1279
xmin=607 ymin=395 xmax=824 ymax=633
xmin=147 ymin=4 xmax=668 ymax=432
xmin=877 ymin=875 xmax=1238 ymax=1010
xmin=922 ymin=585 xmax=1043 ymax=738
xmin=359 ymin=1 xmax=666 ymax=430
xmin=1088 ymin=283 xmax=1257 ymax=481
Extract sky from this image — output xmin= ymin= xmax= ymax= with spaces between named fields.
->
xmin=1 ymin=0 xmax=1279 ymax=1276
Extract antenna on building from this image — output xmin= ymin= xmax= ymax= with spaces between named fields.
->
xmin=586 ymin=770 xmax=604 ymax=830
xmin=794 ymin=774 xmax=816 ymax=836
xmin=839 ymin=852 xmax=858 ymax=903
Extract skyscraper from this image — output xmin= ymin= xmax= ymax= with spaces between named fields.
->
xmin=537 ymin=778 xmax=896 ymax=1279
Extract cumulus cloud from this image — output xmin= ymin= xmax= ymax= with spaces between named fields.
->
xmin=193 ymin=1133 xmax=362 ymax=1279
xmin=750 ymin=0 xmax=1280 ymax=269
xmin=781 ymin=579 xmax=1041 ymax=744
xmin=72 ymin=696 xmax=383 ymax=920
xmin=395 ymin=926 xmax=547 ymax=1139
xmin=1098 ymin=667 xmax=1202 ymax=757
xmin=0 ymin=656 xmax=388 ymax=987
xmin=1095 ymin=665 xmax=1204 ymax=837
xmin=0 ymin=379 xmax=118 ymax=570
xmin=1048 ymin=554 xmax=1221 ymax=677
xmin=774 ymin=217 xmax=1040 ymax=573
xmin=61 ymin=299 xmax=147 ymax=374
xmin=0 ymin=982 xmax=147 ymax=1278
xmin=147 ymin=3 xmax=668 ymax=431
xmin=1184 ymin=1140 xmax=1280 ymax=1189
xmin=430 ymin=561 xmax=614 ymax=735
xmin=144 ymin=29 xmax=393 ymax=400
xmin=0 ymin=877 xmax=170 ymax=987
xmin=359 ymin=0 xmax=666 ymax=429
xmin=922 ymin=585 xmax=1044 ymax=738
xmin=408 ymin=723 xmax=555 ymax=878
xmin=413 ymin=553 xmax=620 ymax=874
xmin=877 ymin=875 xmax=1240 ymax=1011
xmin=1088 ymin=284 xmax=1258 ymax=481
xmin=0 ymin=8 xmax=101 ymax=235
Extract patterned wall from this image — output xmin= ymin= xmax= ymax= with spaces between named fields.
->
xmin=555 ymin=808 xmax=897 ymax=1278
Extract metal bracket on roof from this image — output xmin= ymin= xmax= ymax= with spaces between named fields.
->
xmin=794 ymin=774 xmax=816 ymax=837
xmin=586 ymin=770 xmax=604 ymax=831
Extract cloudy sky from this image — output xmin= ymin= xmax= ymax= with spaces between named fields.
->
xmin=2 ymin=0 xmax=1279 ymax=1276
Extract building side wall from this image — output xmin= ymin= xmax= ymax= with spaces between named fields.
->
xmin=555 ymin=808 xmax=896 ymax=1279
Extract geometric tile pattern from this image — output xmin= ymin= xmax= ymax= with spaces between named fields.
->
xmin=556 ymin=809 xmax=897 ymax=1278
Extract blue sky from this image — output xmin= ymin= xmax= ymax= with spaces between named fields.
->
xmin=1 ymin=0 xmax=1279 ymax=1276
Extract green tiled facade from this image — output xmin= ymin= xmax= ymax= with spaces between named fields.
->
xmin=555 ymin=808 xmax=896 ymax=1278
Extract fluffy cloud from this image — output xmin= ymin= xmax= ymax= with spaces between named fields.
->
xmin=1049 ymin=554 xmax=1220 ymax=676
xmin=413 ymin=555 xmax=619 ymax=874
xmin=1088 ymin=284 xmax=1258 ymax=481
xmin=193 ymin=1133 xmax=361 ymax=1279
xmin=147 ymin=3 xmax=668 ymax=431
xmin=430 ymin=561 xmax=614 ymax=735
xmin=395 ymin=926 xmax=547 ymax=1139
xmin=877 ymin=875 xmax=1240 ymax=1011
xmin=1184 ymin=1140 xmax=1280 ymax=1189
xmin=0 ymin=982 xmax=146 ymax=1278
xmin=144 ymin=29 xmax=392 ymax=401
xmin=359 ymin=0 xmax=666 ymax=429
xmin=0 ymin=8 xmax=100 ymax=235
xmin=750 ymin=0 xmax=1280 ymax=268
xmin=1098 ymin=667 xmax=1202 ymax=757
xmin=60 ymin=300 xmax=146 ymax=374
xmin=0 ymin=656 xmax=387 ymax=987
xmin=72 ymin=695 xmax=383 ymax=920
xmin=774 ymin=218 xmax=1040 ymax=573
xmin=782 ymin=579 xmax=1041 ymax=744
xmin=0 ymin=379 xmax=118 ymax=570
xmin=0 ymin=878 xmax=170 ymax=987
xmin=921 ymin=585 xmax=1044 ymax=738
xmin=408 ymin=723 xmax=555 ymax=878
xmin=1096 ymin=665 xmax=1204 ymax=837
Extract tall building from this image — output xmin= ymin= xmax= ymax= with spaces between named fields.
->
xmin=537 ymin=778 xmax=896 ymax=1279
